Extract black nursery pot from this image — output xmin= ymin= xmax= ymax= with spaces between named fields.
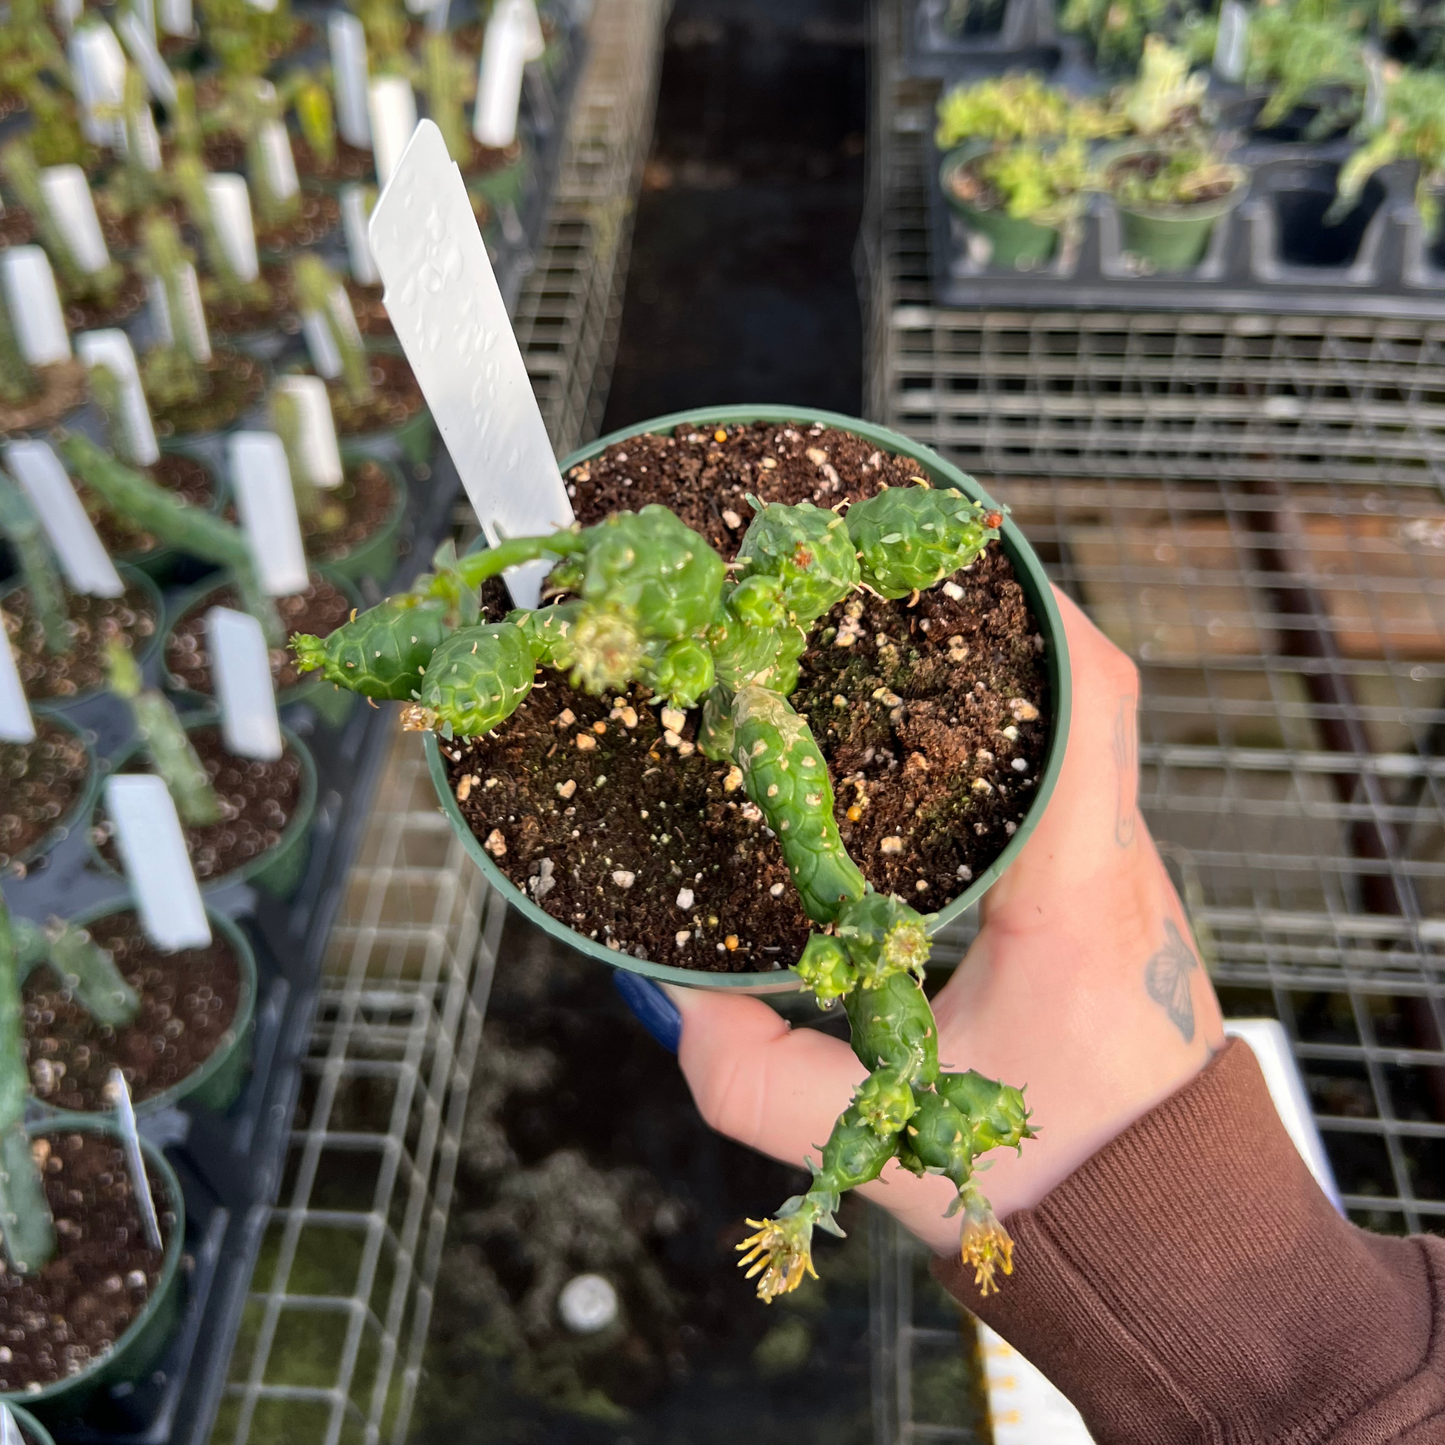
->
xmin=1271 ymin=162 xmax=1386 ymax=268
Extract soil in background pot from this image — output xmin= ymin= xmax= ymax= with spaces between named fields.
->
xmin=83 ymin=453 xmax=216 ymax=560
xmin=292 ymin=136 xmax=374 ymax=184
xmin=0 ymin=716 xmax=90 ymax=868
xmin=22 ymin=910 xmax=241 ymax=1113
xmin=0 ymin=361 xmax=89 ymax=434
xmin=345 ymin=280 xmax=392 ymax=338
xmin=61 ymin=268 xmax=149 ymax=332
xmin=223 ymin=461 xmax=395 ymax=563
xmin=0 ymin=1131 xmax=172 ymax=1393
xmin=95 ymin=724 xmax=303 ymax=882
xmin=147 ymin=349 xmax=267 ymax=437
xmin=254 ymin=190 xmax=341 ymax=254
xmin=324 ymin=353 xmax=426 ymax=435
xmin=2 ymin=579 xmax=158 ymax=702
xmin=166 ymin=576 xmax=352 ymax=695
xmin=445 ymin=421 xmax=1050 ymax=973
xmin=204 ymin=270 xmax=299 ymax=341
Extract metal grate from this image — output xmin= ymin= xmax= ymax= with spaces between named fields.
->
xmin=863 ymin=0 xmax=1445 ymax=1436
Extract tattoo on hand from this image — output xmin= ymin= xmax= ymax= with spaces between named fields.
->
xmin=1113 ymin=696 xmax=1137 ymax=848
xmin=1145 ymin=919 xmax=1199 ymax=1042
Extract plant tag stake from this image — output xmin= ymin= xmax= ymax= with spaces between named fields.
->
xmin=0 ymin=630 xmax=35 ymax=744
xmin=518 ymin=0 xmax=545 ymax=62
xmin=1213 ymin=0 xmax=1248 ymax=82
xmin=369 ymin=122 xmax=572 ymax=607
xmin=39 ymin=165 xmax=111 ymax=274
xmin=259 ymin=118 xmax=301 ymax=202
xmin=107 ymin=1069 xmax=164 ymax=1252
xmin=116 ymin=8 xmax=178 ymax=106
xmin=276 ymin=375 xmax=343 ymax=486
xmin=207 ymin=606 xmax=283 ymax=760
xmin=228 ymin=431 xmax=309 ymax=596
xmin=157 ymin=0 xmax=192 ymax=37
xmin=329 ymin=12 xmax=372 ymax=150
xmin=473 ymin=0 xmax=528 ymax=148
xmin=0 ymin=248 xmax=70 ymax=366
xmin=69 ymin=22 xmax=128 ymax=148
xmin=0 ymin=1404 xmax=25 ymax=1445
xmin=104 ymin=774 xmax=213 ymax=949
xmin=204 ymin=174 xmax=261 ymax=283
xmin=149 ymin=261 xmax=212 ymax=362
xmin=4 ymin=439 xmax=125 ymax=597
xmin=368 ymin=77 xmax=418 ymax=186
xmin=1362 ymin=44 xmax=1387 ymax=130
xmin=54 ymin=0 xmax=83 ymax=34
xmin=128 ymin=98 xmax=164 ymax=172
xmin=77 ymin=329 xmax=161 ymax=466
xmin=301 ymin=308 xmax=343 ymax=379
xmin=340 ymin=184 xmax=380 ymax=285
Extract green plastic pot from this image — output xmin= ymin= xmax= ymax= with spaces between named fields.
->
xmin=341 ymin=404 xmax=436 ymax=469
xmin=1103 ymin=143 xmax=1249 ymax=272
xmin=314 ymin=456 xmax=408 ymax=587
xmin=1 ymin=1117 xmax=185 ymax=1422
xmin=2 ymin=711 xmax=99 ymax=871
xmin=940 ymin=143 xmax=1068 ymax=269
xmin=21 ymin=901 xmax=257 ymax=1118
xmin=89 ymin=717 xmax=319 ymax=900
xmin=6 ymin=1403 xmax=55 ymax=1444
xmin=161 ymin=569 xmax=362 ymax=728
xmin=9 ymin=565 xmax=165 ymax=715
xmin=424 ymin=405 xmax=1072 ymax=994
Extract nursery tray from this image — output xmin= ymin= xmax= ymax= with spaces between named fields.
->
xmin=3 ymin=449 xmax=464 ymax=1445
xmin=901 ymin=0 xmax=1095 ymax=81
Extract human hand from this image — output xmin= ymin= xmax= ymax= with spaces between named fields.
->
xmin=653 ymin=588 xmax=1224 ymax=1256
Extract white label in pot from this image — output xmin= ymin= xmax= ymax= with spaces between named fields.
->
xmin=368 ymin=76 xmax=418 ymax=186
xmin=76 ymin=329 xmax=161 ymax=467
xmin=0 ymin=1404 xmax=26 ymax=1445
xmin=301 ymin=308 xmax=343 ymax=379
xmin=116 ymin=9 xmax=176 ymax=104
xmin=258 ymin=118 xmax=301 ymax=202
xmin=69 ymin=22 xmax=128 ymax=148
xmin=276 ymin=375 xmax=343 ymax=487
xmin=0 ymin=629 xmax=35 ymax=744
xmin=105 ymin=774 xmax=213 ymax=950
xmin=518 ymin=0 xmax=545 ymax=62
xmin=3 ymin=438 xmax=124 ymax=597
xmin=227 ymin=431 xmax=309 ymax=597
xmin=473 ymin=0 xmax=528 ymax=149
xmin=53 ymin=0 xmax=83 ymax=34
xmin=107 ymin=1069 xmax=164 ymax=1251
xmin=149 ymin=261 xmax=212 ymax=363
xmin=369 ymin=122 xmax=572 ymax=608
xmin=207 ymin=606 xmax=283 ymax=760
xmin=204 ymin=173 xmax=261 ymax=283
xmin=1213 ymin=0 xmax=1248 ymax=82
xmin=340 ymin=184 xmax=380 ymax=285
xmin=39 ymin=164 xmax=111 ymax=274
xmin=128 ymin=97 xmax=164 ymax=173
xmin=157 ymin=0 xmax=192 ymax=37
xmin=0 ymin=248 xmax=70 ymax=366
xmin=329 ymin=11 xmax=372 ymax=150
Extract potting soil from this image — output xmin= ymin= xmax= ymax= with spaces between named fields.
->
xmin=21 ymin=910 xmax=242 ymax=1113
xmin=0 ymin=716 xmax=91 ymax=867
xmin=445 ymin=422 xmax=1049 ymax=972
xmin=61 ymin=268 xmax=149 ymax=333
xmin=0 ymin=1132 xmax=171 ymax=1393
xmin=147 ymin=349 xmax=268 ymax=437
xmin=253 ymin=191 xmax=342 ymax=254
xmin=325 ymin=353 xmax=427 ymax=435
xmin=84 ymin=453 xmax=215 ymax=560
xmin=2 ymin=580 xmax=159 ymax=701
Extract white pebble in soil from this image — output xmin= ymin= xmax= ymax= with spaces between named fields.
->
xmin=676 ymin=887 xmax=694 ymax=911
xmin=558 ymin=1273 xmax=618 ymax=1334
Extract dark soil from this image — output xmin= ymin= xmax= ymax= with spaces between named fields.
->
xmin=0 ymin=208 xmax=37 ymax=247
xmin=0 ymin=359 xmax=89 ymax=434
xmin=0 ymin=715 xmax=91 ymax=869
xmin=165 ymin=575 xmax=353 ymax=695
xmin=325 ymin=352 xmax=426 ymax=435
xmin=2 ymin=579 xmax=159 ymax=702
xmin=22 ymin=909 xmax=243 ymax=1112
xmin=444 ymin=421 xmax=1049 ymax=972
xmin=61 ymin=267 xmax=148 ymax=331
xmin=0 ymin=1130 xmax=172 ymax=1394
xmin=84 ymin=453 xmax=216 ymax=560
xmin=302 ymin=460 xmax=400 ymax=563
xmin=254 ymin=189 xmax=341 ymax=254
xmin=147 ymin=349 xmax=267 ymax=437
xmin=203 ymin=267 xmax=300 ymax=340
xmin=96 ymin=724 xmax=304 ymax=882
xmin=463 ymin=138 xmax=524 ymax=180
xmin=345 ymin=279 xmax=392 ymax=337
xmin=292 ymin=136 xmax=373 ymax=184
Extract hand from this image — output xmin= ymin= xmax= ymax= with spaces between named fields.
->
xmin=661 ymin=589 xmax=1225 ymax=1256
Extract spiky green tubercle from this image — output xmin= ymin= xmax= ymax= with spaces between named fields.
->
xmin=288 ymin=475 xmax=1036 ymax=1301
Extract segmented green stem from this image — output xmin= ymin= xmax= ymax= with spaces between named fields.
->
xmin=0 ymin=138 xmax=84 ymax=293
xmin=33 ymin=919 xmax=139 ymax=1027
xmin=0 ymin=475 xmax=68 ymax=655
xmin=0 ymin=287 xmax=38 ymax=406
xmin=292 ymin=77 xmax=336 ymax=166
xmin=423 ymin=32 xmax=471 ymax=165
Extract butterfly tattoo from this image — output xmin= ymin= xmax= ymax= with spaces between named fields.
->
xmin=1144 ymin=919 xmax=1199 ymax=1042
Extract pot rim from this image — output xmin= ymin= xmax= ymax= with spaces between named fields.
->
xmin=427 ymin=404 xmax=1073 ymax=992
xmin=0 ymin=1116 xmax=185 ymax=1406
xmin=3 ymin=710 xmax=100 ymax=871
xmin=5 ymin=1401 xmax=55 ymax=1445
xmin=1099 ymin=139 xmax=1250 ymax=221
xmin=939 ymin=140 xmax=1082 ymax=231
xmin=21 ymin=900 xmax=258 ymax=1119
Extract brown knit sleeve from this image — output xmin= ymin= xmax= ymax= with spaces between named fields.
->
xmin=932 ymin=1038 xmax=1445 ymax=1445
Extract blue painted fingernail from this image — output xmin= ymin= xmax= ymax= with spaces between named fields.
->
xmin=613 ymin=972 xmax=681 ymax=1053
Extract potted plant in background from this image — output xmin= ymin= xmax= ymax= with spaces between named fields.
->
xmin=1102 ymin=139 xmax=1247 ymax=268
xmin=1245 ymin=0 xmax=1367 ymax=138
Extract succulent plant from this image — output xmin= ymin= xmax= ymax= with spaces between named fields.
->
xmin=1335 ymin=66 xmax=1445 ymax=226
xmin=292 ymin=481 xmax=1038 ymax=1301
xmin=0 ymin=287 xmax=39 ymax=409
xmin=935 ymin=73 xmax=1119 ymax=151
xmin=1105 ymin=140 xmax=1243 ymax=206
xmin=1117 ymin=35 xmax=1210 ymax=135
xmin=293 ymin=253 xmax=373 ymax=405
xmin=136 ymin=215 xmax=208 ymax=405
xmin=1247 ymin=0 xmax=1367 ymax=136
xmin=950 ymin=138 xmax=1096 ymax=224
xmin=0 ymin=474 xmax=66 ymax=653
xmin=422 ymin=30 xmax=476 ymax=166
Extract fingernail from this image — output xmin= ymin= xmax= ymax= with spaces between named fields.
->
xmin=612 ymin=971 xmax=682 ymax=1053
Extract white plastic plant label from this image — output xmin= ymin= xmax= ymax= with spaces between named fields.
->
xmin=368 ymin=76 xmax=418 ymax=186
xmin=259 ymin=118 xmax=301 ymax=202
xmin=227 ymin=431 xmax=309 ymax=596
xmin=0 ymin=631 xmax=35 ymax=745
xmin=104 ymin=774 xmax=213 ymax=950
xmin=980 ymin=1324 xmax=1095 ymax=1445
xmin=1213 ymin=0 xmax=1248 ymax=81
xmin=473 ymin=0 xmax=528 ymax=148
xmin=204 ymin=174 xmax=261 ymax=283
xmin=53 ymin=0 xmax=83 ymax=34
xmin=0 ymin=1404 xmax=25 ymax=1445
xmin=116 ymin=9 xmax=178 ymax=105
xmin=405 ymin=0 xmax=443 ymax=15
xmin=340 ymin=184 xmax=380 ymax=285
xmin=0 ymin=248 xmax=70 ymax=366
xmin=301 ymin=308 xmax=343 ymax=379
xmin=69 ymin=22 xmax=128 ymax=148
xmin=149 ymin=261 xmax=212 ymax=362
xmin=129 ymin=98 xmax=164 ymax=172
xmin=107 ymin=1069 xmax=164 ymax=1250
xmin=4 ymin=438 xmax=124 ymax=597
xmin=518 ymin=0 xmax=545 ymax=62
xmin=329 ymin=11 xmax=372 ymax=150
xmin=157 ymin=0 xmax=192 ymax=37
xmin=206 ymin=606 xmax=283 ymax=760
xmin=39 ymin=164 xmax=111 ymax=274
xmin=369 ymin=121 xmax=573 ymax=607
xmin=133 ymin=0 xmax=157 ymax=40
xmin=276 ymin=375 xmax=343 ymax=487
xmin=76 ymin=329 xmax=161 ymax=467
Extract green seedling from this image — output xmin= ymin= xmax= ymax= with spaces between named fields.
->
xmin=1118 ymin=36 xmax=1209 ymax=136
xmin=292 ymin=481 xmax=1035 ymax=1300
xmin=950 ymin=138 xmax=1095 ymax=224
xmin=136 ymin=215 xmax=206 ymax=406
xmin=271 ymin=385 xmax=346 ymax=532
xmin=422 ymin=31 xmax=474 ymax=165
xmin=0 ymin=0 xmax=83 ymax=166
xmin=0 ymin=473 xmax=67 ymax=654
xmin=198 ymin=0 xmax=301 ymax=76
xmin=1335 ymin=68 xmax=1445 ymax=227
xmin=1247 ymin=0 xmax=1367 ymax=137
xmin=935 ymin=74 xmax=1120 ymax=151
xmin=171 ymin=154 xmax=270 ymax=308
xmin=353 ymin=0 xmax=409 ymax=73
xmin=0 ymin=286 xmax=39 ymax=408
xmin=293 ymin=253 xmax=372 ymax=405
xmin=214 ymin=74 xmax=300 ymax=225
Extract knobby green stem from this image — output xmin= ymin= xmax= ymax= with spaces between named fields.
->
xmin=0 ymin=475 xmax=68 ymax=654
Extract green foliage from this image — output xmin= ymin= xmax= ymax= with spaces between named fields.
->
xmin=172 ymin=154 xmax=270 ymax=307
xmin=935 ymin=73 xmax=1119 ymax=151
xmin=199 ymin=0 xmax=301 ymax=76
xmin=1105 ymin=143 xmax=1243 ymax=206
xmin=847 ymin=484 xmax=1001 ymax=597
xmin=138 ymin=216 xmax=207 ymax=405
xmin=291 ymin=74 xmax=337 ymax=166
xmin=1247 ymin=1 xmax=1367 ymax=134
xmin=0 ymin=474 xmax=67 ymax=655
xmin=954 ymin=138 xmax=1095 ymax=223
xmin=1337 ymin=68 xmax=1445 ymax=226
xmin=0 ymin=286 xmax=38 ymax=408
xmin=422 ymin=32 xmax=474 ymax=164
xmin=1060 ymin=0 xmax=1171 ymax=69
xmin=734 ymin=498 xmax=859 ymax=627
xmin=0 ymin=0 xmax=84 ymax=166
xmin=413 ymin=623 xmax=537 ymax=738
xmin=1118 ymin=36 xmax=1208 ymax=135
